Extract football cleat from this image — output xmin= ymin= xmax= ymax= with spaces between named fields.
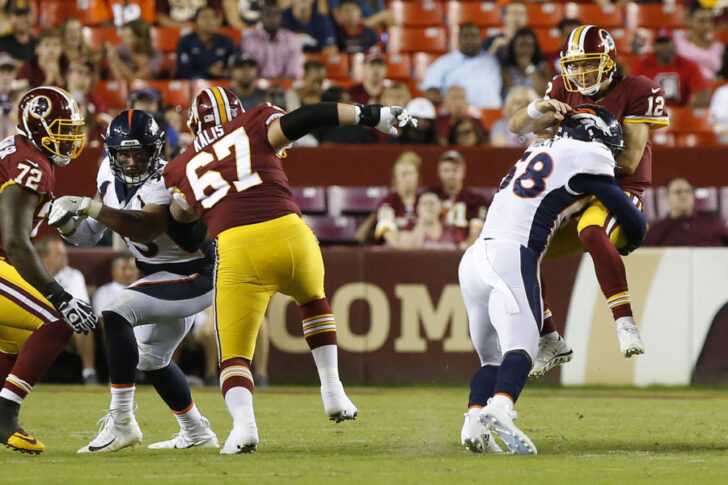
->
xmin=148 ymin=417 xmax=219 ymax=449
xmin=5 ymin=428 xmax=44 ymax=454
xmin=460 ymin=408 xmax=502 ymax=454
xmin=77 ymin=412 xmax=142 ymax=453
xmin=220 ymin=418 xmax=258 ymax=455
xmin=616 ymin=316 xmax=645 ymax=357
xmin=480 ymin=401 xmax=537 ymax=456
xmin=529 ymin=334 xmax=574 ymax=379
xmin=321 ymin=381 xmax=358 ymax=423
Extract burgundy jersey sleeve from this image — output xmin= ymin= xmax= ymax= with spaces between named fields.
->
xmin=0 ymin=135 xmax=55 ymax=195
xmin=544 ymin=75 xmax=566 ymax=101
xmin=623 ymin=75 xmax=670 ymax=128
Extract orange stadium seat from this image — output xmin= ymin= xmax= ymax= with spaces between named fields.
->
xmin=305 ymin=53 xmax=350 ymax=80
xmin=151 ymin=27 xmax=182 ymax=53
xmin=292 ymin=187 xmax=327 ymax=214
xmin=446 ymin=1 xmax=501 ymax=28
xmin=390 ymin=1 xmax=445 ymax=28
xmin=350 ymin=53 xmax=412 ymax=82
xmin=38 ymin=0 xmax=77 ymax=28
xmin=83 ymin=27 xmax=121 ymax=51
xmin=665 ymin=107 xmax=713 ymax=134
xmin=534 ymin=28 xmax=562 ymax=55
xmin=129 ymin=80 xmax=192 ymax=109
xmin=618 ymin=52 xmax=643 ymax=72
xmin=160 ymin=52 xmax=178 ymax=78
xmin=412 ymin=52 xmax=439 ymax=85
xmin=327 ymin=186 xmax=388 ymax=216
xmin=478 ymin=108 xmax=504 ymax=131
xmin=387 ymin=27 xmax=448 ymax=54
xmin=220 ymin=27 xmax=242 ymax=46
xmin=625 ymin=3 xmax=686 ymax=30
xmin=94 ymin=80 xmax=129 ymax=110
xmin=609 ymin=28 xmax=636 ymax=55
xmin=526 ymin=3 xmax=564 ymax=29
xmin=563 ymin=3 xmax=624 ymax=29
xmin=191 ymin=79 xmax=233 ymax=96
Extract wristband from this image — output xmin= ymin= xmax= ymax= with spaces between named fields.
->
xmin=356 ymin=104 xmax=381 ymax=127
xmin=44 ymin=281 xmax=66 ymax=306
xmin=526 ymin=100 xmax=544 ymax=120
xmin=84 ymin=198 xmax=103 ymax=219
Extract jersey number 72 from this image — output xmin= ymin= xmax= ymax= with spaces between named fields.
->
xmin=185 ymin=126 xmax=262 ymax=209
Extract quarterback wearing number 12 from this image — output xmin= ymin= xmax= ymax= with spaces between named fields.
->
xmin=162 ymin=86 xmax=415 ymax=454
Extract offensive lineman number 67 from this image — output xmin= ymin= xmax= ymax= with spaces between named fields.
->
xmin=185 ymin=126 xmax=262 ymax=209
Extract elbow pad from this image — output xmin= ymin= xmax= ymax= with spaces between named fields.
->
xmin=167 ymin=213 xmax=209 ymax=253
xmin=279 ymin=102 xmax=339 ymax=141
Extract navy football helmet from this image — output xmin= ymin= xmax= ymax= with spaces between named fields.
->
xmin=557 ymin=104 xmax=624 ymax=156
xmin=105 ymin=109 xmax=165 ymax=186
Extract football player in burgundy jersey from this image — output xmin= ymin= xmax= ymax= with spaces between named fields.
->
xmin=509 ymin=25 xmax=669 ymax=377
xmin=0 ymin=86 xmax=95 ymax=453
xmin=163 ymin=87 xmax=415 ymax=453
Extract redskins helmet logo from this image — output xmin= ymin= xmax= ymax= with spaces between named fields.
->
xmin=28 ymin=95 xmax=52 ymax=119
xmin=599 ymin=29 xmax=615 ymax=53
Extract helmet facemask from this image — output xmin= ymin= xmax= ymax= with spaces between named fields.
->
xmin=108 ymin=143 xmax=162 ymax=186
xmin=24 ymin=106 xmax=86 ymax=166
xmin=561 ymin=53 xmax=615 ymax=97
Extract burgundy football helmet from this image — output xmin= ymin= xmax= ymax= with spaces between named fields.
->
xmin=560 ymin=25 xmax=617 ymax=96
xmin=187 ymin=86 xmax=244 ymax=135
xmin=17 ymin=86 xmax=86 ymax=166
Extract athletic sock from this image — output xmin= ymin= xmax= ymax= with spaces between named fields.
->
xmin=110 ymin=384 xmax=135 ymax=419
xmin=224 ymin=387 xmax=255 ymax=428
xmin=491 ymin=393 xmax=515 ymax=414
xmin=220 ymin=358 xmax=256 ymax=428
xmin=542 ymin=331 xmax=559 ymax=341
xmin=579 ymin=226 xmax=633 ymax=321
xmin=0 ymin=320 xmax=73 ymax=404
xmin=102 ymin=311 xmax=138 ymax=384
xmin=468 ymin=365 xmax=499 ymax=408
xmin=173 ymin=402 xmax=202 ymax=430
xmin=493 ymin=352 xmax=532 ymax=405
xmin=146 ymin=363 xmax=194 ymax=416
xmin=300 ymin=298 xmax=340 ymax=386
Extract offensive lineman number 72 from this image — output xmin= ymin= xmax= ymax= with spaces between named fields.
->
xmin=185 ymin=126 xmax=262 ymax=209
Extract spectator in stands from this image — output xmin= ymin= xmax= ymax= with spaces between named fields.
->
xmin=106 ymin=19 xmax=162 ymax=81
xmin=157 ymin=0 xmax=223 ymax=29
xmin=448 ymin=118 xmax=487 ymax=147
xmin=551 ymin=17 xmax=581 ymax=74
xmin=18 ymin=28 xmax=66 ymax=89
xmin=0 ymin=52 xmax=16 ymax=138
xmin=379 ymin=82 xmax=411 ymax=110
xmin=333 ymin=0 xmax=378 ymax=54
xmin=375 ymin=150 xmax=421 ymax=245
xmin=388 ymin=97 xmax=437 ymax=145
xmin=330 ymin=0 xmax=394 ymax=30
xmin=61 ymin=18 xmax=99 ymax=68
xmin=284 ymin=58 xmax=327 ymax=111
xmin=490 ymin=85 xmax=538 ymax=148
xmin=674 ymin=2 xmax=725 ymax=81
xmin=128 ymin=88 xmax=181 ymax=159
xmin=92 ymin=253 xmax=139 ymax=319
xmin=385 ymin=191 xmax=458 ymax=250
xmin=223 ymin=0 xmax=265 ymax=29
xmin=0 ymin=0 xmax=33 ymax=63
xmin=177 ymin=5 xmax=236 ymax=80
xmin=0 ymin=0 xmax=10 ymax=36
xmin=421 ymin=23 xmax=502 ymax=108
xmin=36 ymin=236 xmax=97 ymax=385
xmin=434 ymin=86 xmax=484 ymax=146
xmin=482 ymin=1 xmax=528 ymax=63
xmin=66 ymin=58 xmax=109 ymax=149
xmin=281 ymin=0 xmax=337 ymax=54
xmin=630 ymin=29 xmax=710 ymax=108
xmin=348 ymin=47 xmax=386 ymax=105
xmin=313 ymin=86 xmax=377 ymax=144
xmin=431 ymin=150 xmax=487 ymax=250
xmin=229 ymin=53 xmax=268 ymax=111
xmin=710 ymin=83 xmax=728 ymax=143
xmin=501 ymin=27 xmax=552 ymax=98
xmin=241 ymin=0 xmax=303 ymax=79
xmin=644 ymin=177 xmax=728 ymax=247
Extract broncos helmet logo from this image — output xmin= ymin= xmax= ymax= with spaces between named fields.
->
xmin=570 ymin=111 xmax=614 ymax=136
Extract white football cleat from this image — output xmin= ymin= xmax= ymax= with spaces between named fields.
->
xmin=460 ymin=408 xmax=502 ymax=454
xmin=479 ymin=401 xmax=537 ymax=456
xmin=529 ymin=334 xmax=574 ymax=379
xmin=616 ymin=316 xmax=645 ymax=357
xmin=220 ymin=415 xmax=258 ymax=455
xmin=77 ymin=411 xmax=142 ymax=453
xmin=321 ymin=381 xmax=357 ymax=422
xmin=148 ymin=417 xmax=219 ymax=449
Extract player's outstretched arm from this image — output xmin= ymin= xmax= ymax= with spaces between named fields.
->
xmin=510 ymin=99 xmax=572 ymax=135
xmin=569 ymin=174 xmax=647 ymax=253
xmin=266 ymin=102 xmax=415 ymax=152
xmin=49 ymin=195 xmax=168 ymax=243
xmin=616 ymin=122 xmax=649 ymax=176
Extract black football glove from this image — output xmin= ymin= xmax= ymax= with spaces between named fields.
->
xmin=46 ymin=284 xmax=97 ymax=334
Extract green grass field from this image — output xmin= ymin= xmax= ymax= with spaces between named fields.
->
xmin=3 ymin=385 xmax=728 ymax=484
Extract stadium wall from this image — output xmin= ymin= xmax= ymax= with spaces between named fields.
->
xmin=68 ymin=247 xmax=728 ymax=387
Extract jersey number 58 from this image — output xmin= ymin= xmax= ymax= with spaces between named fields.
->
xmin=185 ymin=127 xmax=262 ymax=209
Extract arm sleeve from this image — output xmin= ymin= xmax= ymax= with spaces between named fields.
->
xmin=278 ymin=102 xmax=339 ymax=140
xmin=569 ymin=174 xmax=646 ymax=247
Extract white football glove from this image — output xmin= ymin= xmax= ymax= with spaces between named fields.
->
xmin=376 ymin=106 xmax=417 ymax=135
xmin=49 ymin=196 xmax=102 ymax=232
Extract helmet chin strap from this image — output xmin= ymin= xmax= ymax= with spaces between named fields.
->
xmin=577 ymin=78 xmax=609 ymax=97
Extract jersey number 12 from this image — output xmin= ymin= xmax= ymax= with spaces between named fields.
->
xmin=185 ymin=126 xmax=262 ymax=209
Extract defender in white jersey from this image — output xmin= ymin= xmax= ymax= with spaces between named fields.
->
xmin=48 ymin=110 xmax=218 ymax=452
xmin=459 ymin=106 xmax=646 ymax=455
